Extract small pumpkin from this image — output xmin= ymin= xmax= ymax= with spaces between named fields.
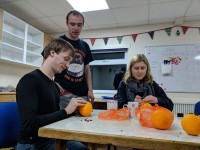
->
xmin=181 ymin=114 xmax=200 ymax=136
xmin=150 ymin=107 xmax=174 ymax=130
xmin=79 ymin=102 xmax=93 ymax=117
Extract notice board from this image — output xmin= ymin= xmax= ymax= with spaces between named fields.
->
xmin=145 ymin=44 xmax=200 ymax=93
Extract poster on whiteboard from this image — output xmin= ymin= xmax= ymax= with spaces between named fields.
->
xmin=145 ymin=44 xmax=200 ymax=93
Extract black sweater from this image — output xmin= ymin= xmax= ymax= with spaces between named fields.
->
xmin=16 ymin=69 xmax=68 ymax=143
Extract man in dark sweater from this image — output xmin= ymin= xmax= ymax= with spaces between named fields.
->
xmin=113 ymin=67 xmax=126 ymax=90
xmin=16 ymin=38 xmax=89 ymax=150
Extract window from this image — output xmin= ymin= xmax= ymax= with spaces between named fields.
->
xmin=91 ymin=64 xmax=126 ymax=90
xmin=90 ymin=48 xmax=128 ymax=94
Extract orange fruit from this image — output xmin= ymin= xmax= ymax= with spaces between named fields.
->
xmin=140 ymin=102 xmax=152 ymax=109
xmin=79 ymin=102 xmax=93 ymax=117
xmin=150 ymin=107 xmax=174 ymax=130
xmin=181 ymin=114 xmax=200 ymax=136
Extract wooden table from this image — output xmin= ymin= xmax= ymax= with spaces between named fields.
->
xmin=38 ymin=110 xmax=200 ymax=150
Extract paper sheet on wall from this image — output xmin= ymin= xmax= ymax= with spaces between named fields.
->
xmin=161 ymin=63 xmax=172 ymax=75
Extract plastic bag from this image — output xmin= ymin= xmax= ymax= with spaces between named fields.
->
xmin=136 ymin=104 xmax=160 ymax=128
xmin=139 ymin=107 xmax=154 ymax=128
xmin=98 ymin=108 xmax=129 ymax=121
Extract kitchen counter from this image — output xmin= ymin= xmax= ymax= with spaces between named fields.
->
xmin=0 ymin=92 xmax=16 ymax=102
xmin=0 ymin=92 xmax=16 ymax=95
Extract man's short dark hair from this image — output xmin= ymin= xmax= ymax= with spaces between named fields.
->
xmin=66 ymin=10 xmax=84 ymax=25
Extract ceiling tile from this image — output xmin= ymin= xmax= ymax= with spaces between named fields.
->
xmin=89 ymin=24 xmax=118 ymax=30
xmin=0 ymin=0 xmax=22 ymax=3
xmin=25 ymin=17 xmax=61 ymax=31
xmin=185 ymin=15 xmax=200 ymax=22
xmin=26 ymin=0 xmax=72 ymax=16
xmin=186 ymin=0 xmax=200 ymax=16
xmin=49 ymin=15 xmax=66 ymax=29
xmin=149 ymin=18 xmax=174 ymax=25
xmin=112 ymin=5 xmax=148 ymax=23
xmin=150 ymin=0 xmax=191 ymax=20
xmin=43 ymin=28 xmax=66 ymax=34
xmin=0 ymin=1 xmax=45 ymax=19
xmin=149 ymin=0 xmax=182 ymax=4
xmin=107 ymin=0 xmax=148 ymax=8
xmin=118 ymin=21 xmax=149 ymax=27
xmin=84 ymin=9 xmax=116 ymax=26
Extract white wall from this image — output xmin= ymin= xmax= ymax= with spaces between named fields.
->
xmin=80 ymin=21 xmax=200 ymax=102
xmin=1 ymin=21 xmax=200 ymax=103
xmin=0 ymin=61 xmax=36 ymax=88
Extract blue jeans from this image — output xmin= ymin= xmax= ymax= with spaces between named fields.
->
xmin=16 ymin=139 xmax=89 ymax=150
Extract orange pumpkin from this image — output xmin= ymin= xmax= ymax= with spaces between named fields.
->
xmin=140 ymin=102 xmax=152 ymax=108
xmin=150 ymin=107 xmax=174 ymax=130
xmin=79 ymin=102 xmax=93 ymax=117
xmin=139 ymin=107 xmax=155 ymax=128
xmin=181 ymin=114 xmax=200 ymax=136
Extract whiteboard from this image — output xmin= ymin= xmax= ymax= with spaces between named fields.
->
xmin=145 ymin=44 xmax=200 ymax=93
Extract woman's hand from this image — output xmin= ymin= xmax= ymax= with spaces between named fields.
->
xmin=143 ymin=95 xmax=158 ymax=104
xmin=134 ymin=95 xmax=144 ymax=105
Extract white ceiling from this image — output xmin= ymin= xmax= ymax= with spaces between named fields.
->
xmin=0 ymin=0 xmax=200 ymax=35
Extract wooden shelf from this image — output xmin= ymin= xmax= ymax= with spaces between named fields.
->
xmin=0 ymin=9 xmax=44 ymax=67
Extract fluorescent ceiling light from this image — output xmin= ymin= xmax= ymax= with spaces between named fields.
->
xmin=67 ymin=0 xmax=109 ymax=12
xmin=194 ymin=55 xmax=200 ymax=60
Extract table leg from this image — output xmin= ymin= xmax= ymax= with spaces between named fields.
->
xmin=107 ymin=144 xmax=111 ymax=150
xmin=107 ymin=145 xmax=117 ymax=150
xmin=54 ymin=139 xmax=66 ymax=150
xmin=86 ymin=143 xmax=96 ymax=150
xmin=90 ymin=143 xmax=96 ymax=150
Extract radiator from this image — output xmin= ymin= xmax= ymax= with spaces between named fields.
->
xmin=173 ymin=102 xmax=195 ymax=115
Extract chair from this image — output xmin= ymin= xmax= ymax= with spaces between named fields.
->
xmin=194 ymin=101 xmax=200 ymax=115
xmin=0 ymin=102 xmax=20 ymax=148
